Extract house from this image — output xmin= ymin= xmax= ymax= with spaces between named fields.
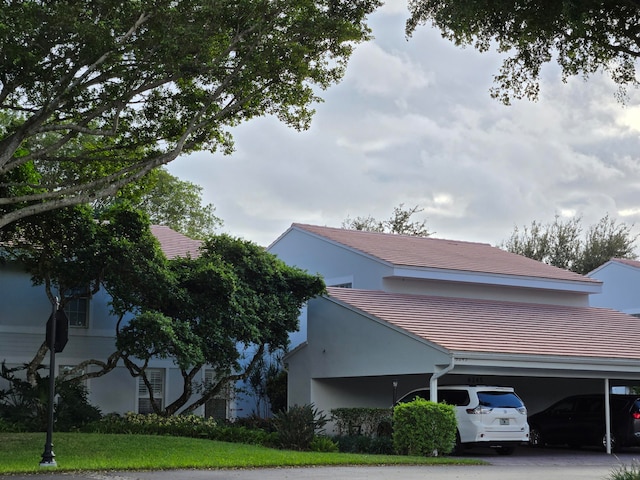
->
xmin=267 ymin=224 xmax=640 ymax=426
xmin=0 ymin=225 xmax=234 ymax=420
xmin=588 ymin=258 xmax=640 ymax=316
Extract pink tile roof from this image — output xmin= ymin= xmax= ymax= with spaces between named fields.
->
xmin=292 ymin=224 xmax=598 ymax=285
xmin=150 ymin=225 xmax=202 ymax=259
xmin=325 ymin=287 xmax=640 ymax=360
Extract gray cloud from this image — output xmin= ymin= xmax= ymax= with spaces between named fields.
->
xmin=168 ymin=6 xmax=640 ymax=249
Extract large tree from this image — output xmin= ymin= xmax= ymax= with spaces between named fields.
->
xmin=113 ymin=234 xmax=326 ymax=415
xmin=0 ymin=0 xmax=380 ymax=227
xmin=501 ymin=214 xmax=638 ymax=274
xmin=406 ymin=1 xmax=640 ymax=104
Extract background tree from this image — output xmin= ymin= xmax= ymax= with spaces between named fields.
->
xmin=96 ymin=168 xmax=223 ymax=239
xmin=501 ymin=214 xmax=638 ymax=274
xmin=0 ymin=0 xmax=380 ymax=228
xmin=342 ymin=203 xmax=432 ymax=236
xmin=406 ymin=1 xmax=640 ymax=104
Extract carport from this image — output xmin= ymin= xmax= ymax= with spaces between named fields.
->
xmin=287 ymin=287 xmax=640 ymax=454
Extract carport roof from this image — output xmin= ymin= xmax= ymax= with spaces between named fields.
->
xmin=325 ymin=287 xmax=640 ymax=361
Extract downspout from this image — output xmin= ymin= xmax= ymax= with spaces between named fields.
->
xmin=429 ymin=356 xmax=456 ymax=402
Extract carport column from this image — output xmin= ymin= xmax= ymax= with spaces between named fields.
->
xmin=605 ymin=378 xmax=612 ymax=454
xmin=429 ymin=357 xmax=456 ymax=402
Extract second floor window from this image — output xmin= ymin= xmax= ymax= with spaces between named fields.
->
xmin=64 ymin=287 xmax=90 ymax=328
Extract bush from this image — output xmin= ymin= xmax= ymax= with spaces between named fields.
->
xmin=0 ymin=364 xmax=101 ymax=432
xmin=609 ymin=462 xmax=640 ymax=480
xmin=333 ymin=434 xmax=394 ymax=454
xmin=392 ymin=397 xmax=456 ymax=456
xmin=310 ymin=435 xmax=339 ymax=452
xmin=272 ymin=404 xmax=328 ymax=451
xmin=330 ymin=407 xmax=393 ymax=437
xmin=84 ymin=412 xmax=279 ymax=447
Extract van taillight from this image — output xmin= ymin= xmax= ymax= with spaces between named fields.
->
xmin=632 ymin=412 xmax=640 ymax=420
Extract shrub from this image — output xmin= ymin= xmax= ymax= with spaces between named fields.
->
xmin=84 ymin=412 xmax=216 ymax=436
xmin=0 ymin=364 xmax=101 ymax=432
xmin=392 ymin=397 xmax=456 ymax=456
xmin=333 ymin=434 xmax=394 ymax=454
xmin=330 ymin=407 xmax=393 ymax=437
xmin=609 ymin=462 xmax=640 ymax=480
xmin=272 ymin=404 xmax=328 ymax=451
xmin=310 ymin=435 xmax=339 ymax=452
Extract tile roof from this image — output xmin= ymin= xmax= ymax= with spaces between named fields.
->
xmin=292 ymin=224 xmax=598 ymax=285
xmin=325 ymin=287 xmax=640 ymax=360
xmin=150 ymin=225 xmax=202 ymax=259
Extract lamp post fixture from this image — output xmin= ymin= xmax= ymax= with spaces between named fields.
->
xmin=392 ymin=379 xmax=398 ymax=405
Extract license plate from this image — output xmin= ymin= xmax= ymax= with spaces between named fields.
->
xmin=499 ymin=418 xmax=509 ymax=425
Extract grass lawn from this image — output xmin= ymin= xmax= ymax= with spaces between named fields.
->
xmin=0 ymin=433 xmax=484 ymax=474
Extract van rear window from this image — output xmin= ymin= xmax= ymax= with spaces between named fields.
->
xmin=478 ymin=391 xmax=524 ymax=408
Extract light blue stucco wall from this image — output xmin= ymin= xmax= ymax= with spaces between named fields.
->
xmin=589 ymin=262 xmax=640 ymax=314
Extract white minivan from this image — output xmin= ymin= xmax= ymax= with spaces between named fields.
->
xmin=397 ymin=385 xmax=530 ymax=455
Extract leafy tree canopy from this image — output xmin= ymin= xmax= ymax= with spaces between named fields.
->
xmin=115 ymin=234 xmax=326 ymax=415
xmin=342 ymin=203 xmax=432 ymax=237
xmin=501 ymin=214 xmax=638 ymax=274
xmin=0 ymin=0 xmax=380 ymax=227
xmin=97 ymin=167 xmax=223 ymax=239
xmin=406 ymin=0 xmax=640 ymax=103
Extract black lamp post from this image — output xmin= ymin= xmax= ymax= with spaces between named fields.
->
xmin=40 ymin=298 xmax=68 ymax=468
xmin=40 ymin=299 xmax=58 ymax=467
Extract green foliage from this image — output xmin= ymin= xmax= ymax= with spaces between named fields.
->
xmin=332 ymin=434 xmax=394 ymax=454
xmin=310 ymin=435 xmax=339 ymax=452
xmin=406 ymin=0 xmax=640 ymax=104
xmin=0 ymin=364 xmax=101 ymax=432
xmin=330 ymin=407 xmax=393 ymax=436
xmin=99 ymin=168 xmax=223 ymax=240
xmin=502 ymin=214 xmax=638 ymax=274
xmin=265 ymin=368 xmax=288 ymax=415
xmin=609 ymin=462 xmax=640 ymax=480
xmin=392 ymin=398 xmax=457 ymax=456
xmin=273 ymin=404 xmax=329 ymax=451
xmin=119 ymin=234 xmax=326 ymax=415
xmin=0 ymin=0 xmax=381 ymax=227
xmin=343 ymin=204 xmax=431 ymax=237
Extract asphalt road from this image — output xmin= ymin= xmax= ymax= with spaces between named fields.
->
xmin=3 ymin=446 xmax=639 ymax=480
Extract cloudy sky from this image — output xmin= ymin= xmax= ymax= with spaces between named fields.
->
xmin=168 ymin=1 xmax=640 ymax=248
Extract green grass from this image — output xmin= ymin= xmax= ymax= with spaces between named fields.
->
xmin=0 ymin=433 xmax=483 ymax=474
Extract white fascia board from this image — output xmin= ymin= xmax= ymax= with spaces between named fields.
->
xmin=389 ymin=267 xmax=602 ymax=294
xmin=453 ymin=351 xmax=640 ymax=375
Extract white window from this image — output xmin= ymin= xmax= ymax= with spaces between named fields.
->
xmin=204 ymin=370 xmax=229 ymax=420
xmin=138 ymin=369 xmax=164 ymax=414
xmin=64 ymin=288 xmax=90 ymax=328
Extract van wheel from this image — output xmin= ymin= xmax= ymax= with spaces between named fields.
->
xmin=495 ymin=446 xmax=515 ymax=455
xmin=602 ymin=433 xmax=617 ymax=452
xmin=529 ymin=427 xmax=544 ymax=447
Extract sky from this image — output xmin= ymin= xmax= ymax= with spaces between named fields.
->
xmin=168 ymin=1 xmax=640 ymax=248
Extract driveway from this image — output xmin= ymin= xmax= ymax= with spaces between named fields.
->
xmin=3 ymin=447 xmax=639 ymax=480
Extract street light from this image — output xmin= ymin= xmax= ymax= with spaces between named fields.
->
xmin=392 ymin=379 xmax=398 ymax=405
xmin=40 ymin=298 xmax=68 ymax=468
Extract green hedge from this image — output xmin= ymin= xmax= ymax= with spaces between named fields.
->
xmin=392 ymin=398 xmax=456 ymax=456
xmin=330 ymin=407 xmax=393 ymax=436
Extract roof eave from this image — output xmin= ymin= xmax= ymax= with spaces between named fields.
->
xmin=390 ymin=266 xmax=602 ymax=294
